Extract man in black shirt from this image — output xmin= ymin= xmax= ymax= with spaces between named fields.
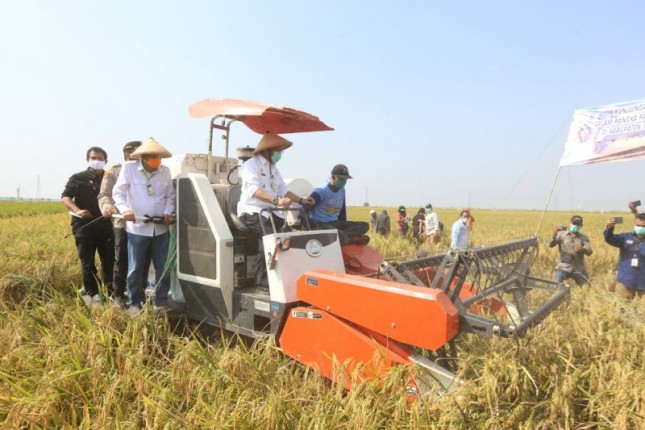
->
xmin=61 ymin=147 xmax=114 ymax=304
xmin=375 ymin=209 xmax=390 ymax=235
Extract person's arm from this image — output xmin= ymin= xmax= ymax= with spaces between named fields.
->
xmin=338 ymin=198 xmax=347 ymax=222
xmin=284 ymin=190 xmax=315 ymax=206
xmin=162 ymin=169 xmax=176 ymax=224
xmin=548 ymin=226 xmax=560 ymax=248
xmin=113 ymin=166 xmax=131 ymax=215
xmin=98 ymin=168 xmax=118 ymax=218
xmin=628 ymin=201 xmax=639 ymax=218
xmin=604 ymin=218 xmax=623 ymax=248
xmin=61 ymin=196 xmax=91 ymax=218
xmin=451 ymin=223 xmax=459 ymax=248
xmin=61 ymin=174 xmax=92 ymax=219
xmin=581 ymin=236 xmax=593 ymax=256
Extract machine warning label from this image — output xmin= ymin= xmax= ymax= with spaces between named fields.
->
xmin=270 ymin=302 xmax=279 ymax=313
xmin=306 ymin=277 xmax=319 ymax=287
xmin=254 ymin=300 xmax=270 ymax=312
xmin=292 ymin=310 xmax=323 ymax=319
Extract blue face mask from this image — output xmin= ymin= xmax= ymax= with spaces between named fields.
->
xmin=569 ymin=224 xmax=581 ymax=233
xmin=271 ymin=152 xmax=282 ymax=164
xmin=634 ymin=226 xmax=645 ymax=236
xmin=334 ymin=178 xmax=347 ymax=190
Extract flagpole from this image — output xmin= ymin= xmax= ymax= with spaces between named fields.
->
xmin=535 ymin=165 xmax=562 ymax=236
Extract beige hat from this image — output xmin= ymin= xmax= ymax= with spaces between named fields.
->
xmin=252 ymin=133 xmax=293 ymax=155
xmin=130 ymin=137 xmax=173 ymax=159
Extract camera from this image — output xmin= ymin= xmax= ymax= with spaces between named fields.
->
xmin=630 ymin=200 xmax=642 ymax=207
xmin=614 ymin=217 xmax=623 ymax=224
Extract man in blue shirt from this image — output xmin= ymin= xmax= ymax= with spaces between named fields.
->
xmin=450 ymin=210 xmax=470 ymax=250
xmin=604 ymin=213 xmax=645 ymax=300
xmin=308 ymin=164 xmax=370 ymax=245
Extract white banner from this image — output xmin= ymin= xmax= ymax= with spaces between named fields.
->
xmin=560 ymin=99 xmax=645 ymax=166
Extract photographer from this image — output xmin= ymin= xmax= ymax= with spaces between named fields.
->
xmin=548 ymin=215 xmax=593 ymax=286
xmin=604 ymin=213 xmax=645 ymax=301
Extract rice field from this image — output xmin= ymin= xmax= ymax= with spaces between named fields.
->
xmin=0 ymin=202 xmax=644 ymax=428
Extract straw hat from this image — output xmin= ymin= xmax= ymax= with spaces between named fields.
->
xmin=130 ymin=137 xmax=172 ymax=159
xmin=252 ymin=133 xmax=293 ymax=155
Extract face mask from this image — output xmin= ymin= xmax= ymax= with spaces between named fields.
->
xmin=426 ymin=209 xmax=432 ymax=213
xmin=569 ymin=225 xmax=581 ymax=233
xmin=145 ymin=157 xmax=162 ymax=170
xmin=334 ymin=178 xmax=347 ymax=190
xmin=88 ymin=159 xmax=106 ymax=171
xmin=634 ymin=226 xmax=645 ymax=236
xmin=271 ymin=152 xmax=282 ymax=164
xmin=462 ymin=218 xmax=468 ymax=224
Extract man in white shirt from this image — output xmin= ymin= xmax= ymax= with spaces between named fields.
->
xmin=451 ymin=210 xmax=470 ymax=250
xmin=237 ymin=132 xmax=314 ymax=289
xmin=113 ymin=138 xmax=176 ymax=312
xmin=424 ymin=203 xmax=440 ymax=246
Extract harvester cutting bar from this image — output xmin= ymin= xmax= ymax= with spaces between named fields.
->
xmin=376 ymin=237 xmax=570 ymax=339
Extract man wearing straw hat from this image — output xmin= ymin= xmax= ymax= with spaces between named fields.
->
xmin=237 ymin=132 xmax=315 ymax=290
xmin=98 ymin=140 xmax=152 ymax=308
xmin=113 ymin=138 xmax=176 ymax=313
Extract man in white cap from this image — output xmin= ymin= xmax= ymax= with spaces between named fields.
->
xmin=306 ymin=164 xmax=370 ymax=245
xmin=113 ymin=137 xmax=176 ymax=313
xmin=237 ymin=132 xmax=315 ymax=290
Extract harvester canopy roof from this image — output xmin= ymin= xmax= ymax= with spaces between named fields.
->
xmin=188 ymin=98 xmax=334 ymax=134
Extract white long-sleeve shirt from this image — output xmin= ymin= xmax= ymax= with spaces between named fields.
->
xmin=113 ymin=160 xmax=175 ymax=237
xmin=451 ymin=218 xmax=469 ymax=249
xmin=424 ymin=211 xmax=439 ymax=235
xmin=237 ymin=155 xmax=287 ymax=218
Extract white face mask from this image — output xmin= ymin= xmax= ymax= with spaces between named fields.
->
xmin=88 ymin=159 xmax=106 ymax=171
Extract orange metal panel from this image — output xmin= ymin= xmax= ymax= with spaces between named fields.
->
xmin=279 ymin=306 xmax=411 ymax=390
xmin=188 ymin=98 xmax=333 ymax=134
xmin=296 ymin=270 xmax=460 ymax=351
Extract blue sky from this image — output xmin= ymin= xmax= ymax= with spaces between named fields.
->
xmin=1 ymin=1 xmax=644 ymax=211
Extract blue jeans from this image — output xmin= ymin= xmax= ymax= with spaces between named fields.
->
xmin=126 ymin=231 xmax=170 ymax=307
xmin=556 ymin=268 xmax=588 ymax=286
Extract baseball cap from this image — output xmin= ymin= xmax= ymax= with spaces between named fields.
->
xmin=331 ymin=164 xmax=353 ymax=179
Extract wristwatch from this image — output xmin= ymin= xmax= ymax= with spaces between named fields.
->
xmin=271 ymin=196 xmax=279 ymax=205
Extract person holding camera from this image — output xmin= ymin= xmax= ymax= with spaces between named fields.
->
xmin=604 ymin=213 xmax=645 ymax=301
xmin=548 ymin=215 xmax=593 ymax=285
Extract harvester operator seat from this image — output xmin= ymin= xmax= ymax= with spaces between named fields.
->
xmin=227 ymin=184 xmax=250 ymax=233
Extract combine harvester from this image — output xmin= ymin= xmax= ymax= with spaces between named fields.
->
xmin=167 ymin=98 xmax=569 ymax=399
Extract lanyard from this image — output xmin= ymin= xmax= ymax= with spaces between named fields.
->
xmin=142 ymin=170 xmax=156 ymax=196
